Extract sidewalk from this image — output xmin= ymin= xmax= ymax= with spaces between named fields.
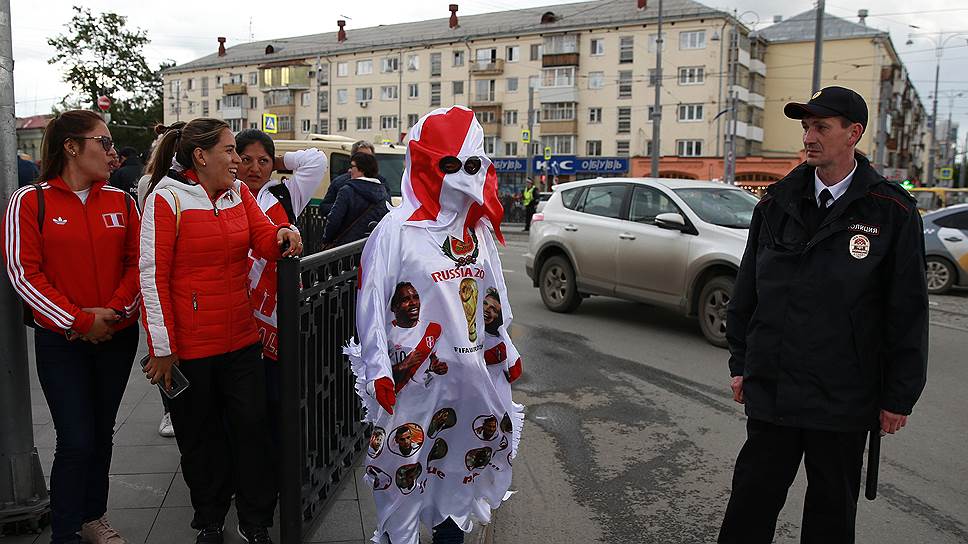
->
xmin=6 ymin=331 xmax=490 ymax=544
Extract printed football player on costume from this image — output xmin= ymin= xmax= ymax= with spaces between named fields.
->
xmin=346 ymin=106 xmax=524 ymax=544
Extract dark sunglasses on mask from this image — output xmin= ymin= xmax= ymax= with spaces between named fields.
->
xmin=438 ymin=155 xmax=482 ymax=176
xmin=75 ymin=136 xmax=115 ymax=153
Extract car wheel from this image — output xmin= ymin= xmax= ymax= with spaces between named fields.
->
xmin=925 ymin=257 xmax=955 ymax=294
xmin=539 ymin=255 xmax=582 ymax=313
xmin=698 ymin=276 xmax=734 ymax=348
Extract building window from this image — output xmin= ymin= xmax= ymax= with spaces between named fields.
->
xmin=356 ymin=60 xmax=373 ymax=75
xmin=617 ymin=107 xmax=631 ymax=133
xmin=301 ymin=119 xmax=311 ymax=132
xmin=619 ymin=36 xmax=634 ymax=63
xmin=530 ymin=43 xmax=542 ymax=61
xmin=430 ymin=82 xmax=441 ymax=106
xmin=475 ymin=111 xmax=496 ymax=124
xmin=337 ymin=89 xmax=348 ymax=104
xmin=589 ymin=107 xmax=603 ymax=123
xmin=452 ymin=50 xmax=464 ymax=66
xmin=680 ymin=30 xmax=707 ymax=50
xmin=506 ymin=77 xmax=519 ymax=92
xmin=215 ymin=98 xmax=221 ymax=111
xmin=249 ymin=72 xmax=258 ymax=84
xmin=187 ymin=79 xmax=195 ymax=91
xmin=648 ymin=33 xmax=667 ymax=52
xmin=475 ymin=79 xmax=496 ymax=102
xmin=382 ymin=57 xmax=399 ymax=73
xmin=202 ymin=101 xmax=209 ymax=115
xmin=542 ymin=66 xmax=575 ymax=87
xmin=543 ymin=35 xmax=578 ymax=54
xmin=337 ymin=118 xmax=347 ymax=131
xmin=431 ymin=53 xmax=442 ymax=77
xmin=407 ymin=113 xmax=420 ymax=128
xmin=505 ymin=141 xmax=518 ymax=156
xmin=249 ymin=122 xmax=259 ymax=130
xmin=356 ymin=116 xmax=372 ymax=130
xmin=616 ymin=140 xmax=630 ymax=156
xmin=301 ymin=92 xmax=311 ymax=106
xmin=590 ymin=38 xmax=604 ymax=56
xmin=541 ymin=102 xmax=575 ymax=121
xmin=201 ymin=77 xmax=209 ymax=97
xmin=647 ymin=105 xmax=656 ymax=122
xmin=187 ymin=101 xmax=195 ymax=114
xmin=588 ymin=71 xmax=604 ymax=90
xmin=678 ymin=66 xmax=705 ymax=85
xmin=264 ymin=90 xmax=293 ymax=107
xmin=278 ymin=116 xmax=292 ymax=132
xmin=618 ymin=71 xmax=633 ymax=98
xmin=504 ymin=110 xmax=518 ymax=125
xmin=506 ymin=45 xmax=519 ymax=62
xmin=407 ymin=54 xmax=420 ymax=71
xmin=380 ymin=86 xmax=399 ymax=100
xmin=337 ymin=62 xmax=348 ymax=77
xmin=380 ymin=115 xmax=398 ymax=130
xmin=677 ymin=139 xmax=703 ymax=156
xmin=586 ymin=140 xmax=602 ymax=156
xmin=227 ymin=119 xmax=242 ymax=132
xmin=356 ymin=87 xmax=373 ymax=102
xmin=319 ymin=91 xmax=329 ymax=112
xmin=250 ymin=96 xmax=258 ymax=109
xmin=677 ymin=104 xmax=704 ymax=122
xmin=319 ymin=119 xmax=329 ymax=134
xmin=543 ymin=135 xmax=575 ymax=154
xmin=483 ymin=136 xmax=497 ymax=155
xmin=408 ymin=83 xmax=419 ymax=99
xmin=453 ymin=81 xmax=464 ymax=95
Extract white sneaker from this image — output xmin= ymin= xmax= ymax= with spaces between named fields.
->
xmin=80 ymin=516 xmax=128 ymax=544
xmin=158 ymin=412 xmax=175 ymax=437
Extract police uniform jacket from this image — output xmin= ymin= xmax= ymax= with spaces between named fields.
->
xmin=726 ymin=154 xmax=928 ymax=432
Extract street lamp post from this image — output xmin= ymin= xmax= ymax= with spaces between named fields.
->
xmin=907 ymin=31 xmax=968 ymax=186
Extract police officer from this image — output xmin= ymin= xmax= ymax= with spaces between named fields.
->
xmin=522 ymin=178 xmax=537 ymax=231
xmin=718 ymin=86 xmax=928 ymax=544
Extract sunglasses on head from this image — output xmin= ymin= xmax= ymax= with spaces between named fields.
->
xmin=438 ymin=155 xmax=482 ymax=176
xmin=76 ymin=136 xmax=114 ymax=153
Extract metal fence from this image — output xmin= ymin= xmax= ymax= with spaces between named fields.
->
xmin=276 ymin=238 xmax=369 ymax=542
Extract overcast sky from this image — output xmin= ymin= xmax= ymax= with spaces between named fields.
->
xmin=10 ymin=0 xmax=968 ymax=149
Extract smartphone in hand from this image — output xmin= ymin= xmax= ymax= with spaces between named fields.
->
xmin=139 ymin=355 xmax=190 ymax=399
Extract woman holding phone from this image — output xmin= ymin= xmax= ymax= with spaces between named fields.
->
xmin=2 ymin=109 xmax=141 ymax=544
xmin=139 ymin=118 xmax=301 ymax=544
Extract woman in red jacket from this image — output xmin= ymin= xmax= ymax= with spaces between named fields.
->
xmin=2 ymin=110 xmax=141 ymax=544
xmin=139 ymin=118 xmax=300 ymax=544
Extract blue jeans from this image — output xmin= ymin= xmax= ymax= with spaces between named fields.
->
xmin=34 ymin=325 xmax=139 ymax=544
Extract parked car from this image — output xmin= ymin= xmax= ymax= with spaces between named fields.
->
xmin=525 ymin=177 xmax=757 ymax=347
xmin=910 ymin=187 xmax=968 ymax=214
xmin=923 ymin=203 xmax=968 ymax=294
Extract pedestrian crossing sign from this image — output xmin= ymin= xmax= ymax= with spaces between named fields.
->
xmin=939 ymin=167 xmax=953 ymax=180
xmin=263 ymin=113 xmax=278 ymax=134
xmin=521 ymin=129 xmax=531 ymax=144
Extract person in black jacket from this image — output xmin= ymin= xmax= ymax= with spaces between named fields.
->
xmin=718 ymin=86 xmax=928 ymax=544
xmin=318 ymin=140 xmax=391 ymax=216
xmin=108 ymin=146 xmax=143 ymax=200
xmin=322 ymin=152 xmax=389 ymax=246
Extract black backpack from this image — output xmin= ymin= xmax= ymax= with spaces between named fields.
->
xmin=21 ymin=183 xmax=132 ymax=328
xmin=267 ymin=183 xmax=297 ymax=224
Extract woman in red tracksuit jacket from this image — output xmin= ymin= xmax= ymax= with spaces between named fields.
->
xmin=2 ymin=110 xmax=141 ymax=544
xmin=139 ymin=118 xmax=301 ymax=544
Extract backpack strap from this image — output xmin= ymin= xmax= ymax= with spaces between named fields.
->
xmin=267 ymin=182 xmax=297 ymax=224
xmin=33 ymin=183 xmax=44 ymax=233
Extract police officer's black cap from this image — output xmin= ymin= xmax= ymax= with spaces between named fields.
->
xmin=784 ymin=86 xmax=868 ymax=131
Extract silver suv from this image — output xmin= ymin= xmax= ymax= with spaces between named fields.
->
xmin=524 ymin=177 xmax=757 ymax=347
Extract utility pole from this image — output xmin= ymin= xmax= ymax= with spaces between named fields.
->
xmin=959 ymin=131 xmax=967 ymax=188
xmin=0 ymin=0 xmax=51 ymax=532
xmin=811 ymin=0 xmax=825 ymax=94
xmin=526 ymin=83 xmax=535 ymax=182
xmin=397 ymin=52 xmax=403 ymax=143
xmin=650 ymin=0 xmax=663 ymax=177
xmin=723 ymin=26 xmax=738 ymax=184
xmin=715 ymin=19 xmax=728 ymax=158
xmin=315 ymin=55 xmax=321 ymax=134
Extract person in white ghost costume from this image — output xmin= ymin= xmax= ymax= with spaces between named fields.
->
xmin=346 ymin=106 xmax=524 ymax=544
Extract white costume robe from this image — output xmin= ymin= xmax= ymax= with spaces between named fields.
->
xmin=347 ymin=106 xmax=523 ymax=544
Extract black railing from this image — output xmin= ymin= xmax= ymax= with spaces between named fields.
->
xmin=277 ymin=239 xmax=369 ymax=542
xmin=296 ymin=205 xmax=327 ymax=256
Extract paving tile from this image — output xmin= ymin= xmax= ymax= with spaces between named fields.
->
xmin=162 ymin=473 xmax=192 ymax=508
xmin=107 ymin=473 xmax=176 ymax=509
xmin=0 ymin=531 xmax=42 ymax=544
xmin=36 ymin=447 xmax=53 ymax=476
xmin=113 ymin=420 xmax=178 ymax=447
xmin=304 ymin=500 xmax=365 ymax=543
xmin=109 ymin=445 xmax=181 ymax=475
xmin=123 ymin=401 xmax=170 ymax=423
xmin=355 ymin=467 xmax=378 ymax=539
xmin=146 ymin=507 xmax=197 ymax=544
xmin=32 ymin=424 xmax=55 ymax=448
xmin=102 ymin=507 xmax=157 ymax=544
xmin=31 ymin=403 xmax=51 ymax=425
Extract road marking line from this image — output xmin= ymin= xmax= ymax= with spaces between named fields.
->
xmin=930 ymin=320 xmax=968 ymax=333
xmin=502 ymin=269 xmax=514 ymax=273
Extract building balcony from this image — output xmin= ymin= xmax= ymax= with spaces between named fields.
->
xmin=470 ymin=96 xmax=499 ymax=107
xmin=542 ymin=53 xmax=579 ymax=68
xmin=470 ymin=59 xmax=505 ymax=76
xmin=221 ymin=106 xmax=247 ymax=120
xmin=539 ymin=86 xmax=579 ymax=104
xmin=749 ymin=59 xmax=766 ymax=76
xmin=539 ymin=119 xmax=578 ymax=135
xmin=748 ymin=93 xmax=765 ymax=109
xmin=222 ymin=83 xmax=247 ymax=95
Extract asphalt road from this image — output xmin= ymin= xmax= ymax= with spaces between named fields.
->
xmin=490 ymin=231 xmax=968 ymax=544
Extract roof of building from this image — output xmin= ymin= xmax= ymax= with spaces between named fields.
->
xmin=753 ymin=10 xmax=887 ymax=44
xmin=16 ymin=115 xmax=53 ymax=130
xmin=168 ymin=0 xmax=727 ymax=74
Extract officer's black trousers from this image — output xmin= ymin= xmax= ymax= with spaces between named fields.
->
xmin=718 ymin=418 xmax=867 ymax=544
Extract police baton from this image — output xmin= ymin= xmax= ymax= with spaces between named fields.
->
xmin=865 ymin=426 xmax=881 ymax=500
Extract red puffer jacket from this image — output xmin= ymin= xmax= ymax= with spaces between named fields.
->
xmin=140 ymin=171 xmax=288 ymax=360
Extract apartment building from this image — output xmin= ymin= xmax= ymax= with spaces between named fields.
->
xmin=756 ymin=10 xmax=929 ymax=184
xmin=163 ymin=0 xmax=765 ymax=194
